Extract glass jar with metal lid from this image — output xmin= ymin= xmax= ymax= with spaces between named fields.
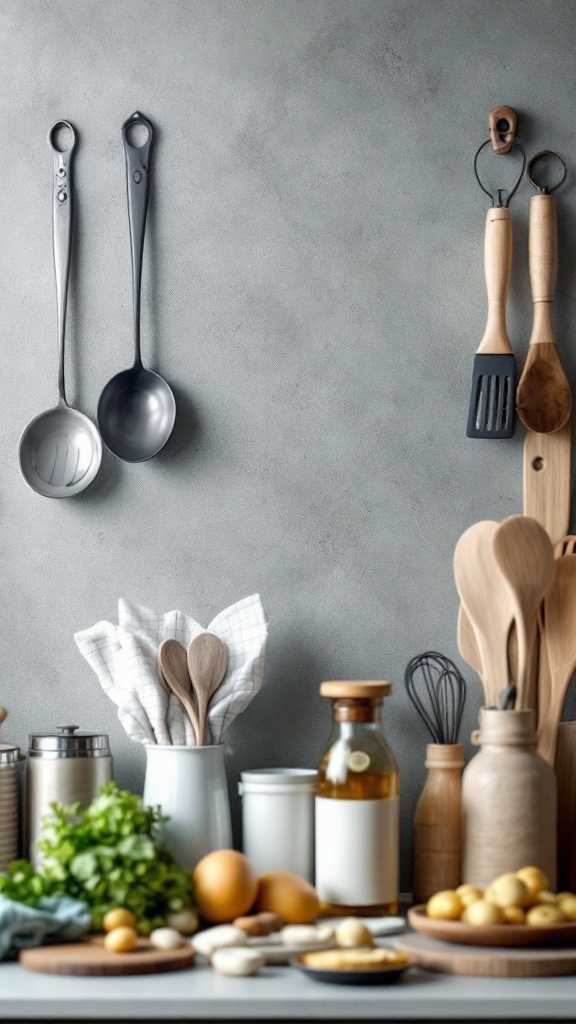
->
xmin=0 ymin=741 xmax=23 ymax=871
xmin=26 ymin=726 xmax=113 ymax=867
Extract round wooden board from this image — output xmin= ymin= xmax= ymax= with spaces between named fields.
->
xmin=397 ymin=933 xmax=576 ymax=977
xmin=19 ymin=937 xmax=195 ymax=976
xmin=408 ymin=905 xmax=576 ymax=947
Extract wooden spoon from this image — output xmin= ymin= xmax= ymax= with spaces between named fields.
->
xmin=187 ymin=633 xmax=228 ymax=746
xmin=458 ymin=604 xmax=519 ymax=707
xmin=0 ymin=706 xmax=7 ymax=727
xmin=492 ymin=515 xmax=554 ymax=709
xmin=454 ymin=521 xmax=514 ymax=708
xmin=516 ymin=195 xmax=571 ymax=433
xmin=537 ymin=556 xmax=576 ymax=765
xmin=158 ymin=639 xmax=201 ymax=745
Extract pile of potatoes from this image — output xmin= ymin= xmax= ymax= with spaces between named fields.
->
xmin=426 ymin=867 xmax=576 ymax=926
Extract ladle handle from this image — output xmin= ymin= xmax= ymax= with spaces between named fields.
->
xmin=49 ymin=121 xmax=76 ymax=406
xmin=122 ymin=111 xmax=153 ymax=367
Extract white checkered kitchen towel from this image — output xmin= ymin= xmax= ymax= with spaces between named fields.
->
xmin=74 ymin=594 xmax=268 ymax=746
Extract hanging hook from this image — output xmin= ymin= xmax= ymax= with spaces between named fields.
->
xmin=488 ymin=105 xmax=518 ymax=155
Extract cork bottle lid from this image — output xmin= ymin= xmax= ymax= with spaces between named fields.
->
xmin=320 ymin=680 xmax=392 ymax=699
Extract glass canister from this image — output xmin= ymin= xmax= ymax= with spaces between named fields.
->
xmin=462 ymin=708 xmax=557 ymax=889
xmin=315 ymin=681 xmax=399 ymax=915
xmin=0 ymin=742 xmax=22 ymax=871
xmin=26 ymin=726 xmax=113 ymax=867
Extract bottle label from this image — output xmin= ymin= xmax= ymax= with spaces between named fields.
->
xmin=315 ymin=796 xmax=399 ymax=906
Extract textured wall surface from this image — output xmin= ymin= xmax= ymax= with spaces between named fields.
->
xmin=2 ymin=0 xmax=576 ymax=888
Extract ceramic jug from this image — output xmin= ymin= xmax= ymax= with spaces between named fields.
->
xmin=462 ymin=709 xmax=556 ymax=889
xmin=143 ymin=744 xmax=232 ymax=870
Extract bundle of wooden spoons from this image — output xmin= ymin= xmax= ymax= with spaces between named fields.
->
xmin=158 ymin=633 xmax=228 ymax=746
xmin=454 ymin=515 xmax=554 ymax=710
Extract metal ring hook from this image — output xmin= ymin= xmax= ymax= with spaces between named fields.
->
xmin=474 ymin=138 xmax=526 ymax=207
xmin=526 ymin=149 xmax=567 ymax=195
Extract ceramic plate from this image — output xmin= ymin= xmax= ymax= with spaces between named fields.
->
xmin=247 ymin=937 xmax=335 ymax=964
xmin=409 ymin=905 xmax=576 ymax=947
xmin=320 ymin=916 xmax=406 ymax=937
xmin=291 ymin=951 xmax=414 ymax=986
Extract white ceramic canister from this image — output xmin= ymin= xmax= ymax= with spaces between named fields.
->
xmin=143 ymin=744 xmax=232 ymax=870
xmin=26 ymin=726 xmax=113 ymax=868
xmin=462 ymin=708 xmax=557 ymax=889
xmin=239 ymin=768 xmax=317 ymax=882
xmin=0 ymin=742 xmax=22 ymax=871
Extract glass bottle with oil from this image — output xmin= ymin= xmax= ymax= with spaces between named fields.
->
xmin=315 ymin=681 xmax=399 ymax=916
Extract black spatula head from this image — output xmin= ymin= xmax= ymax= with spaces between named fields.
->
xmin=466 ymin=353 xmax=516 ymax=438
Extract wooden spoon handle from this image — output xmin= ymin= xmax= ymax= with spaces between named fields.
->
xmin=529 ymin=194 xmax=557 ymax=306
xmin=537 ymin=671 xmax=571 ymax=765
xmin=478 ymin=207 xmax=513 ymax=356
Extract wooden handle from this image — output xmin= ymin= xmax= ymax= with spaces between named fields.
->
xmin=478 ymin=207 xmax=513 ymax=355
xmin=530 ymin=195 xmax=558 ymax=305
xmin=0 ymin=705 xmax=7 ymax=726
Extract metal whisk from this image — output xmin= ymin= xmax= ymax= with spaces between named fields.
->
xmin=404 ymin=652 xmax=466 ymax=744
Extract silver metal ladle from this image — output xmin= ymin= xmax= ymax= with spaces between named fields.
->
xmin=97 ymin=112 xmax=175 ymax=463
xmin=19 ymin=121 xmax=102 ymax=498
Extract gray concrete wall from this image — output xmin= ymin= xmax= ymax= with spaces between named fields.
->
xmin=1 ymin=0 xmax=575 ymax=889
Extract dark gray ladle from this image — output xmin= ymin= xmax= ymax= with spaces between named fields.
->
xmin=98 ymin=112 xmax=175 ymax=462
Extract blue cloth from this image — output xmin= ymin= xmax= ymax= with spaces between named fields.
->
xmin=0 ymin=895 xmax=91 ymax=960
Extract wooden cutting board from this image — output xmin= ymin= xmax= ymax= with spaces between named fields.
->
xmin=19 ymin=937 xmax=195 ymax=976
xmin=397 ymin=933 xmax=576 ymax=977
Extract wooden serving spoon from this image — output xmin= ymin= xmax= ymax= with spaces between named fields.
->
xmin=458 ymin=604 xmax=519 ymax=707
xmin=537 ymin=555 xmax=576 ymax=765
xmin=516 ymin=194 xmax=571 ymax=434
xmin=187 ymin=633 xmax=228 ymax=746
xmin=454 ymin=521 xmax=514 ymax=708
xmin=492 ymin=515 xmax=554 ymax=709
xmin=0 ymin=706 xmax=7 ymax=727
xmin=158 ymin=639 xmax=201 ymax=745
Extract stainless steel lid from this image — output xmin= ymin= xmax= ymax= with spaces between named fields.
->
xmin=0 ymin=741 xmax=21 ymax=765
xmin=28 ymin=725 xmax=111 ymax=759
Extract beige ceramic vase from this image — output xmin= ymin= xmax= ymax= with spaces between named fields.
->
xmin=462 ymin=709 xmax=557 ymax=890
xmin=413 ymin=743 xmax=464 ymax=903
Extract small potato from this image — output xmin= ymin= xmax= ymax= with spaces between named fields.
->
xmin=526 ymin=904 xmax=565 ymax=926
xmin=150 ymin=927 xmax=185 ymax=950
xmin=335 ymin=918 xmax=374 ymax=948
xmin=503 ymin=905 xmax=526 ymax=925
xmin=456 ymin=885 xmax=483 ymax=909
xmin=535 ymin=890 xmax=557 ymax=905
xmin=166 ymin=909 xmax=199 ymax=935
xmin=462 ymin=900 xmax=505 ymax=926
xmin=486 ymin=874 xmax=529 ymax=909
xmin=102 ymin=907 xmax=137 ymax=933
xmin=426 ymin=891 xmax=463 ymax=921
xmin=104 ymin=926 xmax=138 ymax=953
xmin=558 ymin=896 xmax=576 ymax=921
xmin=515 ymin=866 xmax=548 ymax=898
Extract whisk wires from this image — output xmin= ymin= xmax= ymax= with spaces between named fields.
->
xmin=404 ymin=651 xmax=466 ymax=744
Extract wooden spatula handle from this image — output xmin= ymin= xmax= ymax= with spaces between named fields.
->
xmin=478 ymin=207 xmax=513 ymax=355
xmin=529 ymin=195 xmax=557 ymax=306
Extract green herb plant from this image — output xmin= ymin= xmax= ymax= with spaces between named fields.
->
xmin=0 ymin=783 xmax=194 ymax=934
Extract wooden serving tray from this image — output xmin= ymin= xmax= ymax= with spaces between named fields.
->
xmin=397 ymin=932 xmax=576 ymax=977
xmin=408 ymin=905 xmax=576 ymax=948
xmin=19 ymin=936 xmax=195 ymax=976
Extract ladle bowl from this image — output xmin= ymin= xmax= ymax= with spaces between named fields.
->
xmin=97 ymin=364 xmax=175 ymax=463
xmin=19 ymin=404 xmax=102 ymax=497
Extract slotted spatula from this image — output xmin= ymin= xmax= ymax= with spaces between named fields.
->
xmin=466 ymin=206 xmax=516 ymax=438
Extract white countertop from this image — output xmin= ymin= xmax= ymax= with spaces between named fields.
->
xmin=2 ymin=960 xmax=576 ymax=1021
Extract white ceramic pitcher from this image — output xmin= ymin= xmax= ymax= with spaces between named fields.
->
xmin=143 ymin=744 xmax=232 ymax=869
